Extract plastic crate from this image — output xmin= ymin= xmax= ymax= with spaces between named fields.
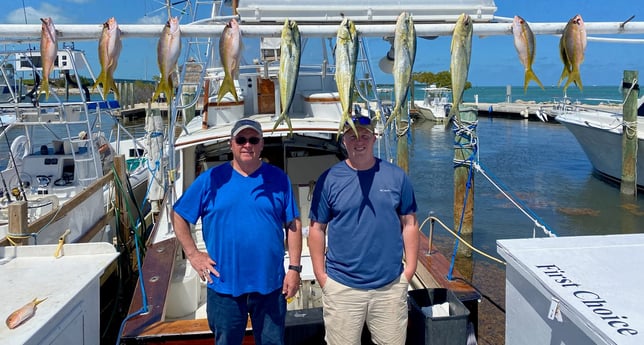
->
xmin=407 ymin=288 xmax=470 ymax=345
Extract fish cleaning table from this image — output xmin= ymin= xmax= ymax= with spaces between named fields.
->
xmin=0 ymin=243 xmax=118 ymax=345
xmin=497 ymin=234 xmax=644 ymax=345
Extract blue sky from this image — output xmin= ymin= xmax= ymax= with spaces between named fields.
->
xmin=4 ymin=0 xmax=644 ymax=87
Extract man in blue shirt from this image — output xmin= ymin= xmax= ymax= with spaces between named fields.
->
xmin=172 ymin=118 xmax=302 ymax=345
xmin=308 ymin=116 xmax=419 ymax=345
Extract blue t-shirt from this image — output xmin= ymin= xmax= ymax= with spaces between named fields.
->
xmin=173 ymin=162 xmax=299 ymax=297
xmin=309 ymin=158 xmax=417 ymax=289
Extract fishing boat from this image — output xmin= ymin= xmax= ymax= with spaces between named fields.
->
xmin=0 ymin=47 xmax=150 ymax=246
xmin=554 ymin=104 xmax=644 ymax=190
xmin=119 ymin=0 xmax=485 ymax=343
xmin=411 ymin=84 xmax=452 ymax=122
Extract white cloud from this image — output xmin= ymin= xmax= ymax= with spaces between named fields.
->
xmin=5 ymin=3 xmax=73 ymax=24
xmin=138 ymin=14 xmax=166 ymax=25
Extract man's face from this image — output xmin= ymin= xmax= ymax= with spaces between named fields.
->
xmin=231 ymin=128 xmax=263 ymax=162
xmin=342 ymin=127 xmax=375 ymax=158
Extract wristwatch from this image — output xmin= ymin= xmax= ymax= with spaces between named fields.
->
xmin=288 ymin=265 xmax=302 ymax=273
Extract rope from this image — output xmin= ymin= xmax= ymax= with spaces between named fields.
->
xmin=419 ymin=216 xmax=505 ymax=266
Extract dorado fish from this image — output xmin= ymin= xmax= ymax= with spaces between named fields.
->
xmin=512 ymin=15 xmax=544 ymax=93
xmin=274 ymin=19 xmax=301 ymax=134
xmin=334 ymin=17 xmax=359 ymax=135
xmin=386 ymin=12 xmax=416 ymax=128
xmin=40 ymin=17 xmax=57 ymax=100
xmin=216 ymin=18 xmax=242 ymax=103
xmin=5 ymin=297 xmax=47 ymax=329
xmin=94 ymin=17 xmax=122 ymax=100
xmin=445 ymin=13 xmax=473 ymax=128
xmin=560 ymin=14 xmax=586 ymax=92
xmin=152 ymin=17 xmax=181 ymax=103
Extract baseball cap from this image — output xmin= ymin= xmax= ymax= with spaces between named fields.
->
xmin=231 ymin=119 xmax=263 ymax=137
xmin=343 ymin=116 xmax=374 ymax=134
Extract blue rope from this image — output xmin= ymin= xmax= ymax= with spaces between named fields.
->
xmin=115 ymin=223 xmax=149 ymax=345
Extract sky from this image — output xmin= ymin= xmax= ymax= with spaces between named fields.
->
xmin=4 ymin=0 xmax=644 ymax=87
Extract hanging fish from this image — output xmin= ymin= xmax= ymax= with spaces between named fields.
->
xmin=94 ymin=17 xmax=122 ymax=100
xmin=386 ymin=11 xmax=416 ymax=128
xmin=335 ymin=17 xmax=359 ymax=135
xmin=216 ymin=18 xmax=242 ymax=103
xmin=559 ymin=14 xmax=587 ymax=92
xmin=274 ymin=19 xmax=301 ymax=135
xmin=5 ymin=297 xmax=47 ymax=329
xmin=512 ymin=15 xmax=544 ymax=93
xmin=40 ymin=17 xmax=57 ymax=100
xmin=152 ymin=17 xmax=181 ymax=103
xmin=445 ymin=13 xmax=473 ymax=128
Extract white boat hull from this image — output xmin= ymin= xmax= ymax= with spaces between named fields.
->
xmin=557 ymin=112 xmax=644 ymax=189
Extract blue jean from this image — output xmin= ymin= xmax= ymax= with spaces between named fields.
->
xmin=206 ymin=287 xmax=286 ymax=345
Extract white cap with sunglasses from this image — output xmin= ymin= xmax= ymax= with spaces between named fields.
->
xmin=231 ymin=118 xmax=263 ymax=137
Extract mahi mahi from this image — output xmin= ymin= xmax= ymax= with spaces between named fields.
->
xmin=445 ymin=13 xmax=473 ymax=128
xmin=40 ymin=17 xmax=57 ymax=100
xmin=512 ymin=15 xmax=543 ymax=93
xmin=152 ymin=17 xmax=181 ymax=103
xmin=386 ymin=12 xmax=416 ymax=128
xmin=274 ymin=19 xmax=301 ymax=134
xmin=334 ymin=17 xmax=359 ymax=135
xmin=560 ymin=14 xmax=587 ymax=92
xmin=217 ymin=18 xmax=242 ymax=103
xmin=94 ymin=17 xmax=122 ymax=100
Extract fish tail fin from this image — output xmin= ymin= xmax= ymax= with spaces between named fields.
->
xmin=107 ymin=75 xmax=119 ymax=100
xmin=41 ymin=79 xmax=50 ymax=101
xmin=557 ymin=68 xmax=569 ymax=88
xmin=384 ymin=106 xmax=400 ymax=128
xmin=216 ymin=75 xmax=238 ymax=104
xmin=564 ymin=69 xmax=583 ymax=92
xmin=93 ymin=70 xmax=110 ymax=99
xmin=272 ymin=111 xmax=293 ymax=135
xmin=524 ymin=69 xmax=544 ymax=93
xmin=152 ymin=77 xmax=173 ymax=103
xmin=33 ymin=297 xmax=47 ymax=306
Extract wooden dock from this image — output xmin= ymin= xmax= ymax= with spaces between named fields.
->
xmin=464 ymin=101 xmax=622 ymax=121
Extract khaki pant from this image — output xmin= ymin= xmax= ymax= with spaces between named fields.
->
xmin=322 ymin=274 xmax=409 ymax=345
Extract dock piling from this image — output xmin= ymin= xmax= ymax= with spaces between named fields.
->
xmin=621 ymin=70 xmax=638 ymax=197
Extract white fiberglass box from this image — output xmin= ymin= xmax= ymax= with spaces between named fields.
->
xmin=0 ymin=243 xmax=119 ymax=345
xmin=497 ymin=234 xmax=644 ymax=345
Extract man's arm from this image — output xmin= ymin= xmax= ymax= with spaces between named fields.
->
xmin=283 ymin=218 xmax=303 ymax=298
xmin=171 ymin=210 xmax=217 ymax=281
xmin=308 ymin=220 xmax=328 ymax=287
xmin=401 ymin=213 xmax=419 ymax=281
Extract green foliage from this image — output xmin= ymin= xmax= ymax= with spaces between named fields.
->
xmin=412 ymin=71 xmax=471 ymax=90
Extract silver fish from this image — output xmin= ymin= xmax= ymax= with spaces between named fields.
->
xmin=386 ymin=12 xmax=416 ymax=128
xmin=94 ymin=17 xmax=122 ymax=100
xmin=40 ymin=17 xmax=57 ymax=100
xmin=560 ymin=14 xmax=586 ymax=92
xmin=217 ymin=18 xmax=242 ymax=103
xmin=512 ymin=15 xmax=543 ymax=93
xmin=152 ymin=17 xmax=181 ymax=103
xmin=445 ymin=13 xmax=473 ymax=128
xmin=335 ymin=17 xmax=359 ymax=135
xmin=274 ymin=19 xmax=301 ymax=135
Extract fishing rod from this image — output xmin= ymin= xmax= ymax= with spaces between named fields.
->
xmin=0 ymin=118 xmax=29 ymax=201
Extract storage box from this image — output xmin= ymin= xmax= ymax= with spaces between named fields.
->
xmin=497 ymin=234 xmax=644 ymax=345
xmin=407 ymin=288 xmax=470 ymax=345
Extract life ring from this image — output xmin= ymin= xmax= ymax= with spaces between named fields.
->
xmin=9 ymin=135 xmax=30 ymax=168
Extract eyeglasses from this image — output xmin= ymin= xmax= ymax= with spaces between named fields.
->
xmin=234 ymin=136 xmax=261 ymax=145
